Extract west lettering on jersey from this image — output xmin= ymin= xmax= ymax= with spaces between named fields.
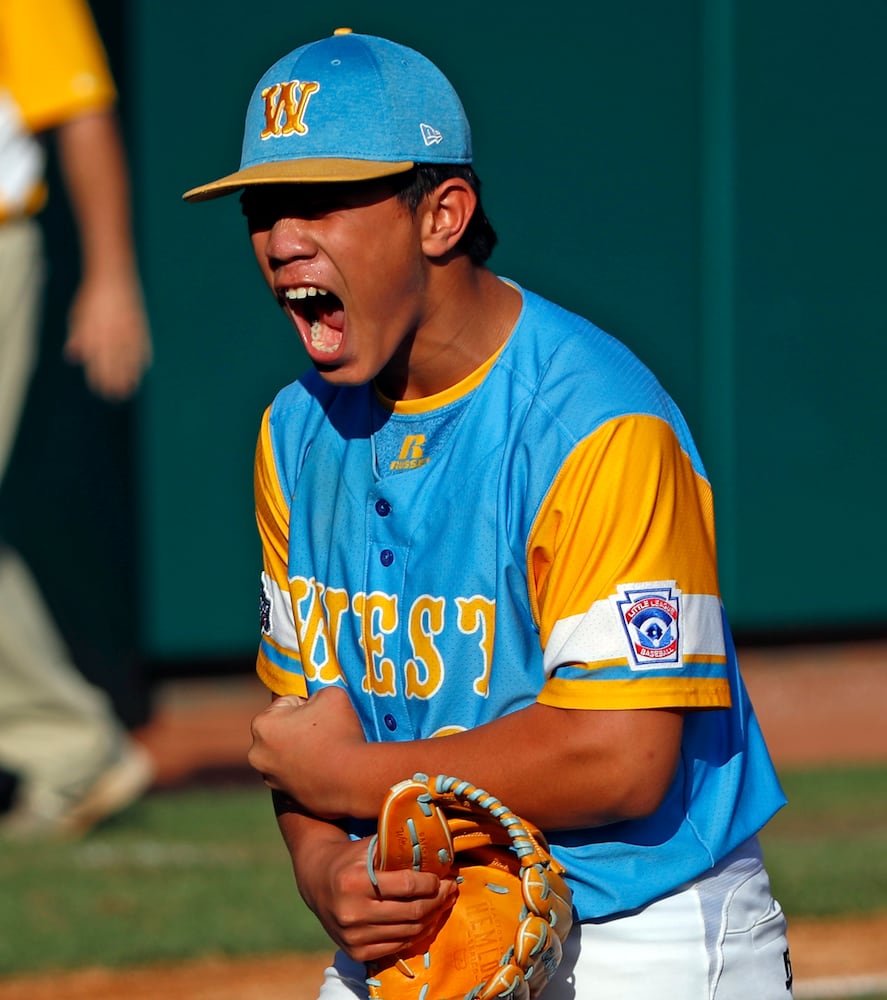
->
xmin=289 ymin=576 xmax=345 ymax=683
xmin=286 ymin=574 xmax=495 ymax=700
xmin=457 ymin=596 xmax=496 ymax=696
xmin=354 ymin=591 xmax=399 ymax=695
xmin=260 ymin=80 xmax=320 ymax=139
xmin=405 ymin=596 xmax=445 ymax=698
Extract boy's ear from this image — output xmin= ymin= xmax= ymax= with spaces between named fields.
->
xmin=420 ymin=179 xmax=477 ymax=258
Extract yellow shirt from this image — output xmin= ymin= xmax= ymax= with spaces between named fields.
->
xmin=0 ymin=0 xmax=116 ymax=217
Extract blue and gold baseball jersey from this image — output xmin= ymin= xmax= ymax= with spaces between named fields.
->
xmin=254 ymin=284 xmax=786 ymax=919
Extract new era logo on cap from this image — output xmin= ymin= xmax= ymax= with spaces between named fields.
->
xmin=420 ymin=123 xmax=444 ymax=146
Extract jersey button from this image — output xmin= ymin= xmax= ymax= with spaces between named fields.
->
xmin=375 ymin=498 xmax=392 ymax=517
xmin=383 ymin=714 xmax=398 ymax=732
xmin=380 ymin=549 xmax=394 ymax=567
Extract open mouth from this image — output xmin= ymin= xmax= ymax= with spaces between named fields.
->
xmin=281 ymin=286 xmax=345 ymax=356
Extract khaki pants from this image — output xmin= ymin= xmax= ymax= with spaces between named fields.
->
xmin=0 ymin=218 xmax=124 ymax=821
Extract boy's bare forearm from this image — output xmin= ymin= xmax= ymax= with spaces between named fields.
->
xmin=252 ymin=690 xmax=683 ymax=831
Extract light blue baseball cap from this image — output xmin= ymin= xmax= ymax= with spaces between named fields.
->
xmin=184 ymin=28 xmax=472 ymax=202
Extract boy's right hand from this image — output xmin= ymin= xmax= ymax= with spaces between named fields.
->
xmin=297 ymin=831 xmax=457 ymax=963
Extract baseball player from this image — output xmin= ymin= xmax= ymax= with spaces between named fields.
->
xmin=185 ymin=29 xmax=793 ymax=999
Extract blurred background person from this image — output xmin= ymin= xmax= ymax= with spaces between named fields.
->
xmin=0 ymin=0 xmax=154 ymax=838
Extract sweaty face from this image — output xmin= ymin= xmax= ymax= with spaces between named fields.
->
xmin=242 ymin=179 xmax=427 ymax=389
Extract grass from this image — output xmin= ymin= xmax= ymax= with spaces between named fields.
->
xmin=761 ymin=766 xmax=887 ymax=1000
xmin=760 ymin=765 xmax=887 ymax=917
xmin=0 ymin=787 xmax=331 ymax=974
xmin=0 ymin=765 xmax=885 ymax=986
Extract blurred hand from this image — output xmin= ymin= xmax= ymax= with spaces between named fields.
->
xmin=64 ymin=271 xmax=152 ymax=400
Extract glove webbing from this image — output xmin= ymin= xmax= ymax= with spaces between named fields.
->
xmin=366 ymin=773 xmax=538 ymax=889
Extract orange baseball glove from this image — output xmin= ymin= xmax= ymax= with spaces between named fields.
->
xmin=365 ymin=773 xmax=573 ymax=1000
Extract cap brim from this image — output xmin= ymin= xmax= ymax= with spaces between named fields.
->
xmin=183 ymin=158 xmax=416 ymax=202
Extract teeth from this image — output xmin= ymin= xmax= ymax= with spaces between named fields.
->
xmin=280 ymin=287 xmax=338 ymax=353
xmin=310 ymin=319 xmax=338 ymax=353
xmin=284 ymin=286 xmax=328 ymax=300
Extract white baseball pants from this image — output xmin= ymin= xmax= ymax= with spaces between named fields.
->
xmin=315 ymin=836 xmax=792 ymax=1000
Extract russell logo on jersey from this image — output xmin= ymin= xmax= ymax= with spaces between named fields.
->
xmin=389 ymin=434 xmax=429 ymax=472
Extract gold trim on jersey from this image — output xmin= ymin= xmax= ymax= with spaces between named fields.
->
xmin=257 ymin=650 xmax=308 ymax=698
xmin=538 ymin=675 xmax=731 ymax=710
xmin=374 ymin=339 xmax=508 ymax=415
xmin=255 ymin=408 xmax=292 ymax=582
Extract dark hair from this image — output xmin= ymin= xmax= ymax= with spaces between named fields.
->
xmin=395 ymin=164 xmax=498 ymax=265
